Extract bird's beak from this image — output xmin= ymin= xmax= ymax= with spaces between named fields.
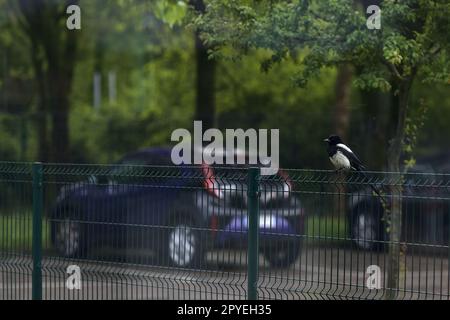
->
xmin=323 ymin=138 xmax=329 ymax=142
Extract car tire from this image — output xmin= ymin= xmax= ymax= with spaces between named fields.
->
xmin=160 ymin=216 xmax=204 ymax=268
xmin=351 ymin=208 xmax=386 ymax=251
xmin=52 ymin=216 xmax=87 ymax=258
xmin=264 ymin=239 xmax=300 ymax=268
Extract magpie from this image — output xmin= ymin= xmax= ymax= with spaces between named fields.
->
xmin=324 ymin=134 xmax=386 ymax=202
xmin=323 ymin=135 xmax=364 ymax=172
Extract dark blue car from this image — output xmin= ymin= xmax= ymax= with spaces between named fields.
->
xmin=50 ymin=147 xmax=305 ymax=268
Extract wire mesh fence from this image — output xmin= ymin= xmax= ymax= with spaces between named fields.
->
xmin=0 ymin=162 xmax=449 ymax=300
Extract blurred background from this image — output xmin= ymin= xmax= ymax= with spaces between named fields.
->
xmin=0 ymin=0 xmax=449 ymax=171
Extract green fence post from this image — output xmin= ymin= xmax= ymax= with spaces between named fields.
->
xmin=247 ymin=167 xmax=260 ymax=300
xmin=32 ymin=162 xmax=43 ymax=300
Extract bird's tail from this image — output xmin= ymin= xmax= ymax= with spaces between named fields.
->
xmin=359 ymin=169 xmax=388 ymax=207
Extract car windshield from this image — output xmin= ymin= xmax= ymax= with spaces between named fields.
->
xmin=110 ymin=158 xmax=149 ymax=176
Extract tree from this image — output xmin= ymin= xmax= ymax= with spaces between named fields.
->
xmin=333 ymin=64 xmax=352 ymax=140
xmin=152 ymin=0 xmax=216 ymax=130
xmin=9 ymin=0 xmax=79 ymax=162
xmin=191 ymin=0 xmax=216 ymax=130
xmin=196 ymin=0 xmax=450 ymax=298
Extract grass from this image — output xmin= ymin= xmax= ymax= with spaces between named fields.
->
xmin=1 ymin=206 xmax=349 ymax=252
xmin=0 ymin=209 xmax=50 ymax=252
xmin=305 ymin=214 xmax=349 ymax=247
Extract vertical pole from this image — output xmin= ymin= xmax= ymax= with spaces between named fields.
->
xmin=20 ymin=116 xmax=27 ymax=161
xmin=247 ymin=167 xmax=260 ymax=300
xmin=448 ymin=199 xmax=450 ymax=298
xmin=32 ymin=162 xmax=43 ymax=300
xmin=93 ymin=72 xmax=102 ymax=110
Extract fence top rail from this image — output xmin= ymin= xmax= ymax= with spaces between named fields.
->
xmin=0 ymin=161 xmax=449 ymax=181
xmin=1 ymin=161 xmax=450 ymax=173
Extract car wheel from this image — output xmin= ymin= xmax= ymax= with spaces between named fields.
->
xmin=264 ymin=240 xmax=300 ymax=268
xmin=351 ymin=210 xmax=385 ymax=250
xmin=54 ymin=218 xmax=86 ymax=258
xmin=162 ymin=219 xmax=204 ymax=268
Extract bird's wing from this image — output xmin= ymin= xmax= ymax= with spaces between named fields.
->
xmin=336 ymin=144 xmax=365 ymax=170
xmin=336 ymin=143 xmax=353 ymax=153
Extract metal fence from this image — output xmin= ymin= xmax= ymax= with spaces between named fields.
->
xmin=0 ymin=162 xmax=449 ymax=300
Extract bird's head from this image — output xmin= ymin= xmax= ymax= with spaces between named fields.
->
xmin=323 ymin=135 xmax=342 ymax=145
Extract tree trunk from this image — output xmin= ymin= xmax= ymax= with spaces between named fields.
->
xmin=333 ymin=64 xmax=352 ymax=140
xmin=36 ymin=101 xmax=49 ymax=162
xmin=49 ymin=22 xmax=77 ymax=163
xmin=17 ymin=0 xmax=78 ymax=163
xmin=333 ymin=64 xmax=352 ymax=217
xmin=361 ymin=89 xmax=390 ymax=169
xmin=50 ymin=93 xmax=71 ymax=163
xmin=30 ymin=39 xmax=49 ymax=162
xmin=385 ymin=79 xmax=413 ymax=299
xmin=191 ymin=0 xmax=216 ymax=131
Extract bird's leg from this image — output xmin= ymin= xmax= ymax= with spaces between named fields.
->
xmin=335 ymin=168 xmax=344 ymax=174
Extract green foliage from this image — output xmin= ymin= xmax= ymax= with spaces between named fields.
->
xmin=153 ymin=0 xmax=188 ymax=27
xmin=0 ymin=0 xmax=449 ymax=169
xmin=403 ymin=99 xmax=428 ymax=171
xmin=64 ymin=0 xmax=337 ymax=167
xmin=69 ymin=1 xmax=196 ymax=163
xmin=197 ymin=0 xmax=450 ymax=89
xmin=215 ymin=48 xmax=336 ymax=168
xmin=0 ymin=115 xmax=20 ymax=160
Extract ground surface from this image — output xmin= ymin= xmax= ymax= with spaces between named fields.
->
xmin=1 ymin=245 xmax=449 ymax=300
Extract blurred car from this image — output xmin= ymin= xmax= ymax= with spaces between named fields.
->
xmin=349 ymin=155 xmax=450 ymax=250
xmin=50 ymin=147 xmax=305 ymax=268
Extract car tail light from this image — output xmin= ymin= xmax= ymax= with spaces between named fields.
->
xmin=202 ymin=163 xmax=223 ymax=198
xmin=278 ymin=169 xmax=293 ymax=193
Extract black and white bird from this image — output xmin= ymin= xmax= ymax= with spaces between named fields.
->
xmin=324 ymin=134 xmax=386 ymax=202
xmin=323 ymin=135 xmax=365 ymax=172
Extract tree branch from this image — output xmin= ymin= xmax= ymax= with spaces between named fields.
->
xmin=383 ymin=59 xmax=405 ymax=81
